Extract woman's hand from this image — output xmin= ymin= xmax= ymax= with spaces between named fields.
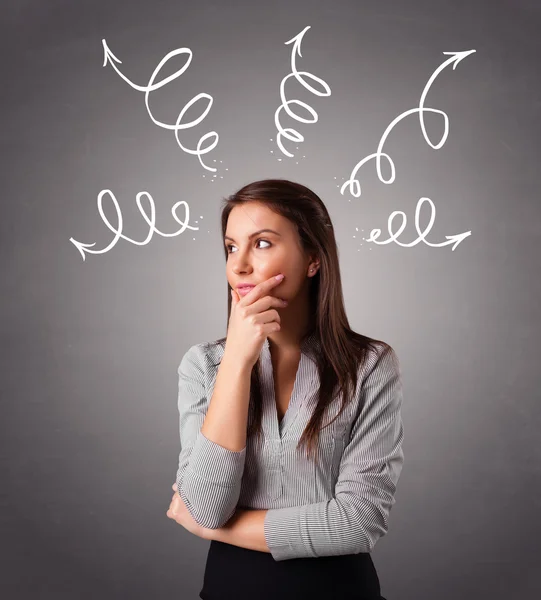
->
xmin=226 ymin=273 xmax=287 ymax=369
xmin=166 ymin=483 xmax=214 ymax=540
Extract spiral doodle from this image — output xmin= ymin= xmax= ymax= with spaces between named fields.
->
xmin=274 ymin=26 xmax=331 ymax=157
xmin=341 ymin=50 xmax=476 ymax=197
xmin=102 ymin=39 xmax=219 ymax=172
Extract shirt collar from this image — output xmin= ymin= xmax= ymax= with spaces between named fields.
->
xmin=262 ymin=329 xmax=321 ymax=360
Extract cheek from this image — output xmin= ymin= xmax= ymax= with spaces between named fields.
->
xmin=277 ymin=274 xmax=305 ymax=299
xmin=258 ymin=254 xmax=283 ymax=269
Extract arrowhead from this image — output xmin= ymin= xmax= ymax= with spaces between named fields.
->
xmin=284 ymin=25 xmax=311 ymax=57
xmin=69 ymin=237 xmax=96 ymax=261
xmin=445 ymin=231 xmax=472 ymax=250
xmin=101 ymin=38 xmax=123 ymax=68
xmin=442 ymin=49 xmax=476 ymax=70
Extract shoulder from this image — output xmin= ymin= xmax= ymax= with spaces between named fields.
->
xmin=347 ymin=340 xmax=402 ymax=422
xmin=360 ymin=340 xmax=401 ymax=383
xmin=178 ymin=338 xmax=225 ymax=376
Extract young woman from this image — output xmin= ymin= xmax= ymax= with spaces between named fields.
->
xmin=168 ymin=179 xmax=404 ymax=599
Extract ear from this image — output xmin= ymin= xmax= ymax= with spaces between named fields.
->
xmin=308 ymin=254 xmax=320 ymax=273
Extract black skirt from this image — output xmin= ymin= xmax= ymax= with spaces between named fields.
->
xmin=199 ymin=540 xmax=387 ymax=600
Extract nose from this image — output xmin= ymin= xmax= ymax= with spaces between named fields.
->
xmin=231 ymin=249 xmax=254 ymax=275
xmin=232 ymin=262 xmax=253 ymax=275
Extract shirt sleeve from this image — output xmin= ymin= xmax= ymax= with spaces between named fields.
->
xmin=264 ymin=345 xmax=404 ymax=561
xmin=175 ymin=344 xmax=247 ymax=529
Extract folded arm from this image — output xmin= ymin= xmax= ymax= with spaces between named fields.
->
xmin=263 ymin=346 xmax=405 ymax=561
xmin=175 ymin=344 xmax=246 ymax=529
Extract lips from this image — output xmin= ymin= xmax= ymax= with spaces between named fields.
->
xmin=237 ymin=285 xmax=255 ymax=297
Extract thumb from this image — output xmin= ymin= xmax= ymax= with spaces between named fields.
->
xmin=231 ymin=288 xmax=239 ymax=304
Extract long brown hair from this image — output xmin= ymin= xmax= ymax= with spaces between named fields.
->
xmin=206 ymin=179 xmax=391 ymax=463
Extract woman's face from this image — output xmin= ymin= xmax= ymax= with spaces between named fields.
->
xmin=224 ymin=202 xmax=316 ymax=302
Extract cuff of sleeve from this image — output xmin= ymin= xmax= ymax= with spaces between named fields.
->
xmin=264 ymin=505 xmax=314 ymax=561
xmin=188 ymin=431 xmax=246 ymax=484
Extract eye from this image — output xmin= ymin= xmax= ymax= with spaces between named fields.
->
xmin=226 ymin=239 xmax=272 ymax=254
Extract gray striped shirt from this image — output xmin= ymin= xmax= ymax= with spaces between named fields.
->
xmin=175 ymin=332 xmax=404 ymax=562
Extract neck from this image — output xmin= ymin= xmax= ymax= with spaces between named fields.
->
xmin=267 ymin=286 xmax=314 ymax=353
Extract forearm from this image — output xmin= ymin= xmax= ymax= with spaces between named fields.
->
xmin=175 ymin=345 xmax=251 ymax=529
xmin=210 ymin=508 xmax=271 ymax=553
xmin=201 ymin=349 xmax=252 ymax=452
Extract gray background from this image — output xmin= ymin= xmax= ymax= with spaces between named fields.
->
xmin=2 ymin=0 xmax=540 ymax=598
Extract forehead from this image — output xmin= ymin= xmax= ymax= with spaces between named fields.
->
xmin=226 ymin=202 xmax=292 ymax=234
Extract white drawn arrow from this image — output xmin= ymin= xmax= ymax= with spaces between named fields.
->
xmin=69 ymin=189 xmax=198 ymax=260
xmin=274 ymin=26 xmax=331 ymax=157
xmin=102 ymin=39 xmax=218 ymax=172
xmin=366 ymin=197 xmax=472 ymax=251
xmin=342 ymin=50 xmax=476 ymax=197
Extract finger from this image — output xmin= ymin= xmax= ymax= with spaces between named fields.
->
xmin=257 ymin=274 xmax=285 ymax=298
xmin=240 ymin=274 xmax=285 ymax=304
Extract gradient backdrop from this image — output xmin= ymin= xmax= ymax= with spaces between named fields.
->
xmin=1 ymin=1 xmax=540 ymax=598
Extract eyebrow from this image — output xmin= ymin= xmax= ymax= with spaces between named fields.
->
xmin=224 ymin=228 xmax=282 ymax=242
